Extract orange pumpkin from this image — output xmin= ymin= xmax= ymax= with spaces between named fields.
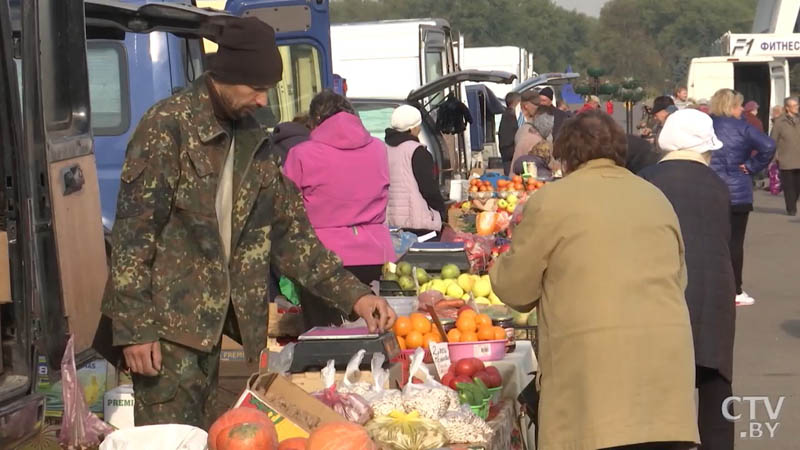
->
xmin=216 ymin=422 xmax=278 ymax=450
xmin=208 ymin=408 xmax=277 ymax=450
xmin=278 ymin=437 xmax=309 ymax=450
xmin=306 ymin=422 xmax=377 ymax=450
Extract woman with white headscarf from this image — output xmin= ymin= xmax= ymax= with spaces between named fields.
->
xmin=640 ymin=109 xmax=736 ymax=450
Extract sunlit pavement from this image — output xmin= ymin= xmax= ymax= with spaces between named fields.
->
xmin=733 ymin=189 xmax=799 ymax=449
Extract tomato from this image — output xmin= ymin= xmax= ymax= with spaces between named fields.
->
xmin=466 ymin=358 xmax=485 ymax=374
xmin=484 ymin=366 xmax=503 ymax=388
xmin=454 ymin=359 xmax=475 ymax=377
xmin=441 ymin=373 xmax=454 ymax=389
xmin=473 ymin=370 xmax=492 ymax=388
xmin=451 ymin=374 xmax=472 ymax=390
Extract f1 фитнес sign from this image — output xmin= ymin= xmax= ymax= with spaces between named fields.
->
xmin=722 ymin=396 xmax=785 ymax=439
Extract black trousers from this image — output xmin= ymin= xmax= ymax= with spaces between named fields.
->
xmin=729 ymin=210 xmax=750 ymax=295
xmin=779 ymin=169 xmax=800 ymax=214
xmin=503 ymin=159 xmax=512 ymax=176
xmin=298 ymin=264 xmax=381 ymax=330
xmin=696 ymin=366 xmax=734 ymax=450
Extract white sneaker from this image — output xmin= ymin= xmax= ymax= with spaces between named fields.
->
xmin=735 ymin=292 xmax=755 ymax=306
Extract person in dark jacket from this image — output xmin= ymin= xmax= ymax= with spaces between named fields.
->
xmin=743 ymin=101 xmax=764 ymax=133
xmin=626 ymin=134 xmax=664 ymax=174
xmin=499 ymin=92 xmax=521 ymax=175
xmin=269 ymin=115 xmax=311 ymax=166
xmin=538 ymin=86 xmax=570 ymax=138
xmin=640 ymin=109 xmax=736 ymax=450
xmin=709 ymin=88 xmax=776 ymax=306
xmin=384 ymin=105 xmax=446 ymax=239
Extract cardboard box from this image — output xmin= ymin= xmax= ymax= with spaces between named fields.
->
xmin=36 ymin=356 xmax=111 ymax=418
xmin=0 ymin=231 xmax=11 ymax=304
xmin=234 ymin=373 xmax=345 ymax=440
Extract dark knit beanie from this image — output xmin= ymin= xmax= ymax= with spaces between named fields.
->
xmin=539 ymin=86 xmax=554 ymax=101
xmin=209 ymin=17 xmax=283 ymax=87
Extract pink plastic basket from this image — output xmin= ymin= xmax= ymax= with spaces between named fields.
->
xmin=447 ymin=339 xmax=506 ymax=362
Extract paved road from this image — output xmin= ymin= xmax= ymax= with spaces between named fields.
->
xmin=733 ymin=190 xmax=800 ymax=449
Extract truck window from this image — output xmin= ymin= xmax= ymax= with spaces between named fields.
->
xmin=425 ymin=50 xmax=444 ymax=83
xmin=87 ymin=41 xmax=129 ymax=136
xmin=12 ymin=42 xmax=130 ymax=137
xmin=254 ymin=43 xmax=323 ymax=129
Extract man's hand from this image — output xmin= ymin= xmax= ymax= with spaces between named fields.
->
xmin=353 ymin=295 xmax=397 ymax=333
xmin=123 ymin=341 xmax=162 ymax=376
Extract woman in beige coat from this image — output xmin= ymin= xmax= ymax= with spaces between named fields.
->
xmin=491 ymin=111 xmax=699 ymax=450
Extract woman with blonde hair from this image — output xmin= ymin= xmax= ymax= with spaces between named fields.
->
xmin=709 ymin=88 xmax=775 ymax=306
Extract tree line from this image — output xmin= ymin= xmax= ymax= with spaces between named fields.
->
xmin=331 ymin=0 xmax=759 ymax=95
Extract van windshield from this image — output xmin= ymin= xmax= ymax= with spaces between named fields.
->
xmin=251 ymin=43 xmax=324 ymax=129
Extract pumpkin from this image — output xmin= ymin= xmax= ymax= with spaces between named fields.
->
xmin=216 ymin=422 xmax=278 ymax=450
xmin=208 ymin=408 xmax=277 ymax=450
xmin=306 ymin=422 xmax=377 ymax=450
xmin=277 ymin=437 xmax=308 ymax=450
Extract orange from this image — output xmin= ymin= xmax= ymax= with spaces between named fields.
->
xmin=492 ymin=326 xmax=507 ymax=340
xmin=475 ymin=313 xmax=492 ymax=329
xmin=477 ymin=326 xmax=495 ymax=341
xmin=411 ymin=315 xmax=432 ymax=334
xmin=422 ymin=331 xmax=442 ymax=349
xmin=458 ymin=309 xmax=477 ymax=321
xmin=446 ymin=328 xmax=462 ymax=342
xmin=396 ymin=335 xmax=407 ymax=350
xmin=512 ymin=175 xmax=522 ymax=183
xmin=460 ymin=331 xmax=478 ymax=342
xmin=456 ymin=316 xmax=476 ymax=334
xmin=405 ymin=330 xmax=424 ymax=349
xmin=393 ymin=316 xmax=412 ymax=337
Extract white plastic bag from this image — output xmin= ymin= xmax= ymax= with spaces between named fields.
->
xmin=401 ymin=348 xmax=459 ymax=420
xmin=339 ymin=349 xmax=371 ymax=397
xmin=312 ymin=360 xmax=373 ymax=424
xmin=363 ymin=353 xmax=403 ymax=417
xmin=99 ymin=424 xmax=208 ymax=450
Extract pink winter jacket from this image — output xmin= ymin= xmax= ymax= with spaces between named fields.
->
xmin=283 ymin=111 xmax=395 ymax=266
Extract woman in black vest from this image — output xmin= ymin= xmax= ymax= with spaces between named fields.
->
xmin=640 ymin=109 xmax=736 ymax=450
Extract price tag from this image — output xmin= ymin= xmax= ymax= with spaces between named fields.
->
xmin=429 ymin=341 xmax=451 ymax=379
xmin=473 ymin=343 xmax=491 ymax=359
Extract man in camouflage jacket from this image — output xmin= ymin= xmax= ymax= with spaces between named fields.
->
xmin=101 ymin=18 xmax=396 ymax=427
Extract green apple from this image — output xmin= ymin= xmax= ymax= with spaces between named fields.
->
xmin=415 ymin=267 xmax=430 ymax=285
xmin=382 ymin=262 xmax=396 ymax=276
xmin=473 ymin=279 xmax=492 ymax=298
xmin=457 ymin=273 xmax=475 ymax=293
xmin=397 ymin=261 xmax=413 ymax=276
xmin=498 ymin=199 xmax=509 ymax=209
xmin=383 ymin=273 xmax=399 ymax=282
xmin=441 ymin=264 xmax=461 ymax=279
xmin=398 ymin=275 xmax=415 ymax=291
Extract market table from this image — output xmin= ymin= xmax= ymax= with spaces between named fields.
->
xmin=428 ymin=340 xmax=538 ymax=449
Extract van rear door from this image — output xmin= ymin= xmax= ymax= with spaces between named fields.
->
xmin=688 ymin=58 xmax=734 ymax=102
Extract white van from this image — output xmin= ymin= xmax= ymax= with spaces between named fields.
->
xmin=687 ymin=55 xmax=789 ymax=131
xmin=331 ymin=19 xmax=456 ymax=99
xmin=460 ymin=46 xmax=534 ymax=100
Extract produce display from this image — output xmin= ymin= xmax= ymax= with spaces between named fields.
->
xmin=438 ymin=407 xmax=494 ymax=444
xmin=208 ymin=408 xmax=278 ymax=450
xmin=365 ymin=411 xmax=448 ymax=450
xmin=306 ymin=422 xmax=377 ymax=450
xmin=312 ymin=360 xmax=373 ymax=425
xmin=392 ymin=313 xmax=442 ymax=350
xmin=419 ymin=272 xmax=505 ymax=307
xmin=448 ymin=308 xmax=506 ymax=343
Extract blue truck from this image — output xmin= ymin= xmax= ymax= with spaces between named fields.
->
xmin=96 ymin=0 xmax=334 ymax=238
xmin=0 ymin=0 xmax=330 ymax=446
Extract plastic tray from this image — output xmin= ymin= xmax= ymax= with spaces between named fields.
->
xmin=447 ymin=339 xmax=506 ymax=362
xmin=488 ymin=386 xmax=502 ymax=406
xmin=385 ymin=296 xmax=418 ymax=317
xmin=469 ymin=398 xmax=490 ymax=420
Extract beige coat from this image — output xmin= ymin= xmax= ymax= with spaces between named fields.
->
xmin=770 ymin=113 xmax=800 ymax=169
xmin=491 ymin=159 xmax=699 ymax=450
xmin=511 ymin=122 xmax=543 ymax=171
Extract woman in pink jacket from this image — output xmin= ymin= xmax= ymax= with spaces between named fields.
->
xmin=284 ymin=91 xmax=395 ymax=328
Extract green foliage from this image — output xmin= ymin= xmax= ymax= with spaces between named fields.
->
xmin=331 ymin=0 xmax=758 ymax=93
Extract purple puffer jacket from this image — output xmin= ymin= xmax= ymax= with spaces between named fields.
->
xmin=710 ymin=115 xmax=775 ymax=205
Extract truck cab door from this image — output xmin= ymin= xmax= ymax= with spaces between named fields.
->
xmin=20 ymin=0 xmax=226 ymax=371
xmin=19 ymin=0 xmax=107 ymax=370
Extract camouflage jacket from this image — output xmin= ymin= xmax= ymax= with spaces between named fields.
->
xmin=102 ymin=75 xmax=371 ymax=361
